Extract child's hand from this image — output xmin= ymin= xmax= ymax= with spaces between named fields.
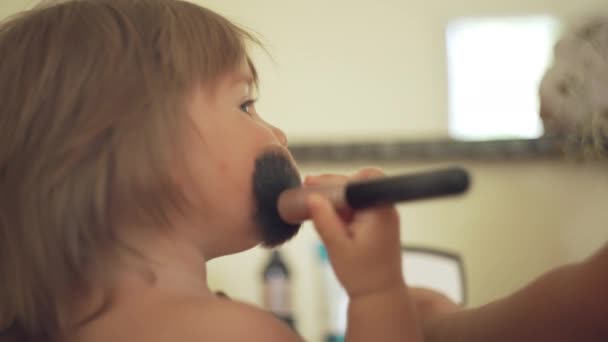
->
xmin=306 ymin=168 xmax=404 ymax=299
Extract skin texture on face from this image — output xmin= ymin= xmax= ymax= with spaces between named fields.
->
xmin=182 ymin=59 xmax=301 ymax=258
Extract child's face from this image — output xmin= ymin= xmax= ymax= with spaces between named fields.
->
xmin=183 ymin=59 xmax=302 ymax=258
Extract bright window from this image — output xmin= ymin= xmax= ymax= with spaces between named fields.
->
xmin=446 ymin=16 xmax=560 ymax=140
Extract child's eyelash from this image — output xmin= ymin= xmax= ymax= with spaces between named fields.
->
xmin=240 ymin=99 xmax=257 ymax=114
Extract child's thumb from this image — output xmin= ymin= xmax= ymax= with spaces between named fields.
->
xmin=307 ymin=193 xmax=348 ymax=248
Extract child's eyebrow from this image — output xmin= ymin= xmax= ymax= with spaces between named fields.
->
xmin=231 ymin=73 xmax=255 ymax=86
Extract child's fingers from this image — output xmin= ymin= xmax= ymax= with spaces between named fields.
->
xmin=353 ymin=167 xmax=385 ymax=180
xmin=304 ymin=174 xmax=349 ymax=186
xmin=348 ymin=167 xmax=392 ymax=233
xmin=305 ymin=168 xmax=384 ymax=186
xmin=354 ymin=204 xmax=399 ymax=229
xmin=307 ymin=193 xmax=349 ymax=247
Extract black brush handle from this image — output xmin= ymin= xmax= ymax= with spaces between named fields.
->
xmin=345 ymin=167 xmax=470 ymax=209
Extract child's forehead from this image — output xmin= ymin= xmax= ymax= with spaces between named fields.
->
xmin=227 ymin=60 xmax=256 ymax=85
xmin=228 ymin=72 xmax=255 ymax=87
xmin=219 ymin=61 xmax=258 ymax=93
xmin=199 ymin=58 xmax=258 ymax=96
xmin=200 ymin=63 xmax=257 ymax=98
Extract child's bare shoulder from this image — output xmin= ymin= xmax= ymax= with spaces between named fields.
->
xmin=164 ymin=295 xmax=302 ymax=341
xmin=76 ymin=292 xmax=302 ymax=342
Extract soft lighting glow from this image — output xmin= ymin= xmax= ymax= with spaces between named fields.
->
xmin=446 ymin=16 xmax=560 ymax=140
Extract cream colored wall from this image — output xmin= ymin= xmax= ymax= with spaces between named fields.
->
xmin=3 ymin=1 xmax=608 ymax=341
xmin=0 ymin=1 xmax=35 ymax=18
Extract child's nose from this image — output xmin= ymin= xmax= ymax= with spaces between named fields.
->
xmin=270 ymin=125 xmax=288 ymax=147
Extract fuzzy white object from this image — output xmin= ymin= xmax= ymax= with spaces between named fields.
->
xmin=539 ymin=16 xmax=608 ymax=145
xmin=540 ymin=16 xmax=608 ymax=130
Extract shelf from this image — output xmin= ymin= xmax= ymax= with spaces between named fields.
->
xmin=289 ymin=137 xmax=564 ymax=163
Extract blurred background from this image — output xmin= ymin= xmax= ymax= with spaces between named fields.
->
xmin=3 ymin=0 xmax=608 ymax=341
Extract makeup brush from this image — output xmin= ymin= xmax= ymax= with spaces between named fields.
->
xmin=277 ymin=167 xmax=470 ymax=225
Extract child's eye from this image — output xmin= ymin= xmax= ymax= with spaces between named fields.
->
xmin=240 ymin=100 xmax=257 ymax=115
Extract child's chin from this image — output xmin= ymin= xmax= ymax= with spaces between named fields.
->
xmin=208 ymin=227 xmax=262 ymax=258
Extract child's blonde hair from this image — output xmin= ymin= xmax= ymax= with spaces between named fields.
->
xmin=0 ymin=0 xmax=258 ymax=340
xmin=540 ymin=15 xmax=608 ymax=157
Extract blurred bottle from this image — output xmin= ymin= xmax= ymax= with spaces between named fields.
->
xmin=262 ymin=250 xmax=295 ymax=330
xmin=317 ymin=243 xmax=348 ymax=342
